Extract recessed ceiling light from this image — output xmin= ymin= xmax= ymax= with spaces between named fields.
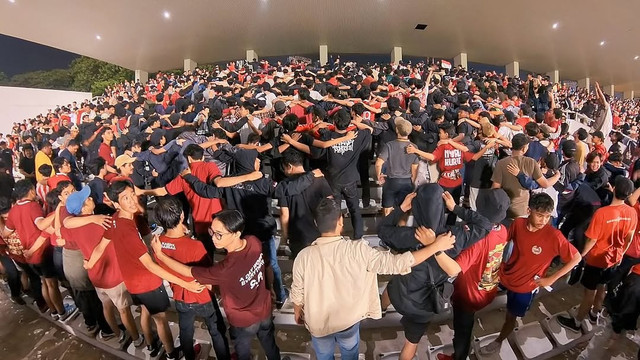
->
xmin=95 ymin=35 xmax=102 ymax=40
xmin=552 ymin=23 xmax=559 ymax=29
xmin=635 ymin=56 xmax=639 ymax=60
xmin=8 ymin=0 xmax=16 ymax=3
xmin=600 ymin=41 xmax=606 ymax=46
xmin=163 ymin=11 xmax=170 ymax=19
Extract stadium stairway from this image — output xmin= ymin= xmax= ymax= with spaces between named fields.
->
xmin=3 ymin=160 xmax=640 ymax=359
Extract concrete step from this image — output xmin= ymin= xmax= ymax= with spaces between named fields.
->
xmin=472 ymin=333 xmax=518 ymax=360
xmin=510 ymin=321 xmax=554 ymax=360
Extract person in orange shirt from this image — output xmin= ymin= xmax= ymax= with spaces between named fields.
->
xmin=558 ymin=176 xmax=637 ymax=333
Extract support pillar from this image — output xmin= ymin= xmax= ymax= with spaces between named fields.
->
xmin=183 ymin=58 xmax=197 ymax=72
xmin=603 ymin=84 xmax=615 ymax=96
xmin=454 ymin=53 xmax=468 ymax=69
xmin=505 ymin=61 xmax=519 ymax=77
xmin=134 ymin=70 xmax=148 ymax=84
xmin=624 ymin=90 xmax=635 ymax=100
xmin=391 ymin=46 xmax=403 ymax=64
xmin=246 ymin=50 xmax=259 ymax=63
xmin=578 ymin=78 xmax=590 ymax=90
xmin=319 ymin=45 xmax=328 ymax=66
xmin=546 ymin=70 xmax=559 ymax=84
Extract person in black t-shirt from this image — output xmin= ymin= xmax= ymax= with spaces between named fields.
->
xmin=279 ymin=149 xmax=333 ymax=259
xmin=18 ymin=144 xmax=36 ymax=184
xmin=314 ymin=109 xmax=372 ymax=240
xmin=0 ymin=141 xmax=14 ymax=171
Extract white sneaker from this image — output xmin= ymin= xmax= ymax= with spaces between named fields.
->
xmin=479 ymin=341 xmax=501 ymax=356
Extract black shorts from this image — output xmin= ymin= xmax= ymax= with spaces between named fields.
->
xmin=31 ymin=248 xmax=57 ymax=279
xmin=400 ymin=316 xmax=429 ymax=344
xmin=131 ymin=285 xmax=171 ymax=315
xmin=581 ymin=264 xmax=615 ymax=291
xmin=382 ymin=178 xmax=413 ymax=208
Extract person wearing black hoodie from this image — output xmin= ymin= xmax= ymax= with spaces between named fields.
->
xmin=378 ymin=184 xmax=492 ymax=360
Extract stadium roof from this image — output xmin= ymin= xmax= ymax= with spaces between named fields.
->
xmin=2 ymin=0 xmax=640 ymax=91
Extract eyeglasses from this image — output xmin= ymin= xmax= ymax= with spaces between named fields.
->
xmin=208 ymin=228 xmax=230 ymax=240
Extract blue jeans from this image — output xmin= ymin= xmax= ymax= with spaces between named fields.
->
xmin=266 ymin=236 xmax=287 ymax=303
xmin=311 ymin=323 xmax=360 ymax=360
xmin=175 ymin=300 xmax=230 ymax=360
xmin=229 ymin=316 xmax=280 ymax=360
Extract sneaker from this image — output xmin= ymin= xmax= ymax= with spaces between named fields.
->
xmin=37 ymin=302 xmax=49 ymax=314
xmin=50 ymin=312 xmax=60 ymax=321
xmin=588 ymin=309 xmax=600 ymax=324
xmin=10 ymin=296 xmax=26 ymax=305
xmin=165 ymin=347 xmax=183 ymax=360
xmin=99 ymin=330 xmax=117 ymax=341
xmin=147 ymin=338 xmax=163 ymax=357
xmin=478 ymin=341 xmax=501 ymax=356
xmin=133 ymin=334 xmax=145 ymax=347
xmin=193 ymin=343 xmax=202 ymax=357
xmin=118 ymin=331 xmax=131 ymax=344
xmin=58 ymin=304 xmax=78 ymax=321
xmin=436 ymin=354 xmax=453 ymax=360
xmin=85 ymin=324 xmax=98 ymax=335
xmin=557 ymin=315 xmax=582 ymax=333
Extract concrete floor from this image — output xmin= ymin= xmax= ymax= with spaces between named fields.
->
xmin=0 ymin=290 xmax=117 ymax=360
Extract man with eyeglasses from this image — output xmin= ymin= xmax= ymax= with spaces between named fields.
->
xmin=152 ymin=209 xmax=280 ymax=360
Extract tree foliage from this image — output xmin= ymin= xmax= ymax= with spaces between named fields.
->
xmin=3 ymin=56 xmax=134 ymax=96
xmin=69 ymin=56 xmax=133 ymax=95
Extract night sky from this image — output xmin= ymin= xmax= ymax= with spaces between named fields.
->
xmin=0 ymin=34 xmax=79 ymax=77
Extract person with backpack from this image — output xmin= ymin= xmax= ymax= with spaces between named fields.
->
xmin=379 ymin=184 xmax=493 ymax=360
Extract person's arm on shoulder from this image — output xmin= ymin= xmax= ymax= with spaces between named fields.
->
xmin=84 ymin=237 xmax=111 ymax=270
xmin=448 ymin=140 xmax=470 ymax=152
xmin=311 ymin=131 xmax=356 ymax=148
xmin=139 ymin=251 xmax=204 ymax=293
xmin=406 ymin=143 xmax=435 ymax=161
xmin=64 ymin=214 xmax=112 ymax=229
xmin=213 ymin=171 xmax=263 ymax=188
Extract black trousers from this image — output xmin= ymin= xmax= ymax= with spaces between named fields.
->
xmin=452 ymin=305 xmax=475 ymax=360
xmin=442 ymin=185 xmax=462 ymax=226
xmin=15 ymin=261 xmax=46 ymax=306
xmin=0 ymin=256 xmax=21 ymax=298
xmin=75 ymin=289 xmax=112 ymax=332
xmin=357 ymin=149 xmax=371 ymax=206
xmin=331 ymin=181 xmax=363 ymax=239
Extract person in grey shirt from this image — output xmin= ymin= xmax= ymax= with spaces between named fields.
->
xmin=375 ymin=117 xmax=420 ymax=215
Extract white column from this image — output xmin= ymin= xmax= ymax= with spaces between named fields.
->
xmin=603 ymin=84 xmax=615 ymax=96
xmin=246 ymin=50 xmax=259 ymax=63
xmin=391 ymin=46 xmax=403 ymax=64
xmin=624 ymin=90 xmax=635 ymax=100
xmin=546 ymin=70 xmax=559 ymax=84
xmin=134 ymin=70 xmax=148 ymax=83
xmin=319 ymin=45 xmax=328 ymax=66
xmin=578 ymin=77 xmax=590 ymax=90
xmin=505 ymin=61 xmax=519 ymax=77
xmin=454 ymin=53 xmax=468 ymax=69
xmin=183 ymin=58 xmax=197 ymax=72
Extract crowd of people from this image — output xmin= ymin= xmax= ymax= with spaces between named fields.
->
xmin=1 ymin=57 xmax=640 ymax=360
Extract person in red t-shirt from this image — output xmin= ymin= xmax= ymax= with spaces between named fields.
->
xmin=436 ymin=189 xmax=511 ymax=360
xmin=97 ymin=180 xmax=205 ymax=359
xmin=408 ymin=122 xmax=487 ymax=225
xmin=47 ymin=157 xmax=72 ymax=191
xmin=65 ymin=186 xmax=143 ymax=347
xmin=98 ymin=128 xmax=117 ymax=182
xmin=479 ymin=193 xmax=581 ymax=356
xmin=591 ymin=130 xmax=608 ymax=163
xmin=153 ymin=197 xmax=231 ymax=360
xmin=1 ymin=180 xmax=74 ymax=321
xmin=607 ymin=185 xmax=640 ymax=296
xmin=152 ymin=210 xmax=280 ymax=360
xmin=139 ymin=144 xmax=261 ymax=256
xmin=558 ymin=177 xmax=637 ymax=333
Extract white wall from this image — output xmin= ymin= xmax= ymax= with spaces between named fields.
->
xmin=0 ymin=86 xmax=92 ymax=134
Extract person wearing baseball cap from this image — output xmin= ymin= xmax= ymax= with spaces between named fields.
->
xmin=108 ymin=154 xmax=137 ymax=184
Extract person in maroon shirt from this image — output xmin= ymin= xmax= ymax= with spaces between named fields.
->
xmin=98 ymin=128 xmax=117 ymax=182
xmin=152 ymin=210 xmax=280 ymax=360
xmin=92 ymin=180 xmax=204 ymax=359
xmin=435 ymin=189 xmax=510 ymax=360
xmin=47 ymin=157 xmax=72 ymax=191
xmin=153 ymin=197 xmax=230 ymax=360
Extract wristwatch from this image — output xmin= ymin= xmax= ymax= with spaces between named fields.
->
xmin=435 ymin=251 xmax=443 ymax=256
